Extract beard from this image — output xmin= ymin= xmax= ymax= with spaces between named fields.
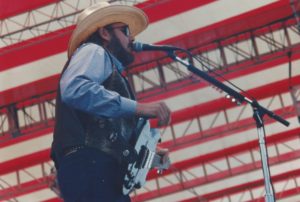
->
xmin=107 ymin=33 xmax=134 ymax=66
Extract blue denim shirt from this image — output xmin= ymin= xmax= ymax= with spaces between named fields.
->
xmin=60 ymin=43 xmax=137 ymax=118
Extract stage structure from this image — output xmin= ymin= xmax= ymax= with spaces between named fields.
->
xmin=1 ymin=0 xmax=300 ymax=201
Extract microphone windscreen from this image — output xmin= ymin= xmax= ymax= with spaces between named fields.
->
xmin=132 ymin=42 xmax=143 ymax=52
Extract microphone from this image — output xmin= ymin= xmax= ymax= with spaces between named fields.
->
xmin=132 ymin=41 xmax=182 ymax=52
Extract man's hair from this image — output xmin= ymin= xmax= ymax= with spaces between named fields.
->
xmin=85 ymin=30 xmax=105 ymax=46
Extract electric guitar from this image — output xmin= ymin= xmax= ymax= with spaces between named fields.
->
xmin=122 ymin=118 xmax=170 ymax=195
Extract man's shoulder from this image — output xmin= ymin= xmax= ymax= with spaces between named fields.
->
xmin=70 ymin=43 xmax=108 ymax=64
xmin=79 ymin=42 xmax=105 ymax=53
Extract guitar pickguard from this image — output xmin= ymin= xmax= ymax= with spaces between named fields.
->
xmin=122 ymin=118 xmax=166 ymax=194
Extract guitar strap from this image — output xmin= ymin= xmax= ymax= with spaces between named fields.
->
xmin=103 ymin=51 xmax=139 ymax=164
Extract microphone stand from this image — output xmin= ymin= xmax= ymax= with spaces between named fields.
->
xmin=167 ymin=51 xmax=290 ymax=202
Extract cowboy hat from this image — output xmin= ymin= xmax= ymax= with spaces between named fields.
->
xmin=68 ymin=2 xmax=149 ymax=58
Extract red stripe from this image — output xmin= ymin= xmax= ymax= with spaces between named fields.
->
xmin=137 ymin=0 xmax=216 ymax=23
xmin=0 ymin=120 xmax=297 ymax=178
xmin=0 ymin=1 xmax=295 ymax=106
xmin=0 ymin=179 xmax=50 ymax=201
xmin=0 ymin=0 xmax=60 ymax=19
xmin=43 ymin=199 xmax=63 ymax=202
xmin=133 ymin=132 xmax=300 ymax=201
xmin=0 ymin=26 xmax=73 ymax=72
xmin=0 ymin=127 xmax=53 ymax=148
xmin=0 ymin=74 xmax=296 ymax=149
xmin=194 ymin=169 xmax=300 ymax=201
xmin=148 ymin=127 xmax=300 ymax=180
xmin=159 ymin=107 xmax=294 ymax=152
xmin=150 ymin=74 xmax=300 ymax=127
xmin=137 ymin=45 xmax=299 ymax=102
xmin=0 ymin=47 xmax=299 ymax=108
xmin=0 ymin=149 xmax=51 ymax=176
xmin=245 ymin=187 xmax=300 ymax=202
xmin=0 ymin=0 xmax=215 ymax=71
xmin=0 ymin=75 xmax=59 ymax=107
xmin=132 ymin=0 xmax=293 ymax=66
xmin=0 ymin=1 xmax=286 ymax=72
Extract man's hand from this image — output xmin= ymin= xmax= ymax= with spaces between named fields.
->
xmin=136 ymin=102 xmax=171 ymax=126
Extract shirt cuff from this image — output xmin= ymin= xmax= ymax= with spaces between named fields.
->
xmin=119 ymin=97 xmax=137 ymax=117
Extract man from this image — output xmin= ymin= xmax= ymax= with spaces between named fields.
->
xmin=51 ymin=2 xmax=171 ymax=202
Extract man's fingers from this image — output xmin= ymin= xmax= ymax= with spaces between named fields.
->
xmin=136 ymin=101 xmax=171 ymax=126
xmin=157 ymin=102 xmax=171 ymax=126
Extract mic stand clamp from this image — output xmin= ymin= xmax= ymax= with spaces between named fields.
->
xmin=167 ymin=50 xmax=289 ymax=202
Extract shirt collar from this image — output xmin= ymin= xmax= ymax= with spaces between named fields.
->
xmin=79 ymin=42 xmax=125 ymax=73
xmin=107 ymin=52 xmax=124 ymax=73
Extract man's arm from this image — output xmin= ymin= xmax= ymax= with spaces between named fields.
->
xmin=60 ymin=44 xmax=136 ymax=118
xmin=136 ymin=102 xmax=171 ymax=127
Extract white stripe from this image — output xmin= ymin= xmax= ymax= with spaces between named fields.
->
xmin=0 ymin=53 xmax=66 ymax=92
xmin=137 ymin=0 xmax=277 ymax=43
xmin=0 ymin=62 xmax=298 ymax=161
xmin=163 ymin=59 xmax=300 ymax=111
xmin=144 ymin=158 xmax=300 ymax=202
xmin=15 ymin=188 xmax=58 ymax=202
xmin=0 ymin=0 xmax=276 ymax=92
xmin=169 ymin=117 xmax=299 ymax=163
xmin=0 ymin=133 xmax=52 ymax=163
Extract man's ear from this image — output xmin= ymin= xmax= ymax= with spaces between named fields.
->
xmin=98 ymin=27 xmax=110 ymax=42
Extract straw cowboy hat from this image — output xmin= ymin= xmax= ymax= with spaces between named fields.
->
xmin=68 ymin=2 xmax=149 ymax=58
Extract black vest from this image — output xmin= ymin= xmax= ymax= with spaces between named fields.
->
xmin=51 ymin=51 xmax=137 ymax=164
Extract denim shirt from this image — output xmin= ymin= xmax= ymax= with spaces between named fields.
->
xmin=60 ymin=43 xmax=136 ymax=118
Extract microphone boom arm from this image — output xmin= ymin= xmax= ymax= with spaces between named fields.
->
xmin=167 ymin=51 xmax=289 ymax=127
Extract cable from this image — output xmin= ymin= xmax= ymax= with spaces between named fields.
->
xmin=191 ymin=53 xmax=256 ymax=100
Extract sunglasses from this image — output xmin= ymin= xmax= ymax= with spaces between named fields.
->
xmin=106 ymin=25 xmax=130 ymax=37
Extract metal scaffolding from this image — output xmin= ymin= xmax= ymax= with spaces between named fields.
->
xmin=1 ymin=0 xmax=300 ymax=201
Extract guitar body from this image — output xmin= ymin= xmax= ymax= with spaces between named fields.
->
xmin=122 ymin=118 xmax=169 ymax=195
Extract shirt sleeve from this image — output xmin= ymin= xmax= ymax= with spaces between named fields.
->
xmin=60 ymin=43 xmax=137 ymax=118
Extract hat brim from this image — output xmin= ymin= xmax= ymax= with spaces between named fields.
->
xmin=68 ymin=4 xmax=148 ymax=58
